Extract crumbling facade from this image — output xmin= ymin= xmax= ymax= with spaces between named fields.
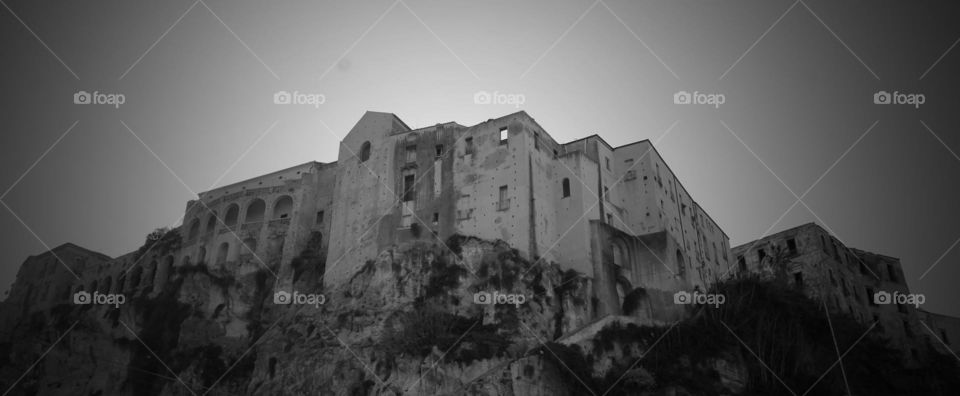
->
xmin=2 ymin=111 xmax=733 ymax=327
xmin=732 ymin=223 xmax=959 ymax=359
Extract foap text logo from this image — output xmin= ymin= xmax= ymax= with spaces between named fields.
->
xmin=73 ymin=290 xmax=126 ymax=308
xmin=673 ymin=290 xmax=725 ymax=308
xmin=874 ymin=290 xmax=925 ymax=308
xmin=673 ymin=91 xmax=725 ymax=108
xmin=73 ymin=91 xmax=125 ymax=108
xmin=273 ymin=290 xmax=326 ymax=308
xmin=273 ymin=90 xmax=326 ymax=108
xmin=473 ymin=90 xmax=526 ymax=108
xmin=873 ymin=91 xmax=924 ymax=108
xmin=473 ymin=290 xmax=526 ymax=308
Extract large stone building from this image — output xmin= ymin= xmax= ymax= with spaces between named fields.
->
xmin=3 ymin=111 xmax=733 ymax=328
xmin=732 ymin=222 xmax=960 ymax=358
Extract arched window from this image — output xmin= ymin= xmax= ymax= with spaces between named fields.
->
xmin=188 ymin=218 xmax=201 ymax=240
xmin=216 ymin=242 xmax=230 ymax=264
xmin=157 ymin=256 xmax=174 ymax=286
xmin=197 ymin=247 xmax=207 ymax=264
xmin=562 ymin=178 xmax=571 ymax=198
xmin=205 ymin=213 xmax=218 ymax=234
xmin=224 ymin=204 xmax=240 ymax=227
xmin=359 ymin=141 xmax=371 ymax=162
xmin=245 ymin=199 xmax=266 ymax=223
xmin=273 ymin=196 xmax=293 ymax=219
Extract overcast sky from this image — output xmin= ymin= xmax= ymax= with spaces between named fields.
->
xmin=1 ymin=0 xmax=959 ymax=316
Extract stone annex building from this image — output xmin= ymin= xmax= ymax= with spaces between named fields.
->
xmin=3 ymin=111 xmax=958 ymax=354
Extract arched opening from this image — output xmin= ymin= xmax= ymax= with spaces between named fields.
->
xmin=562 ymin=178 xmax=571 ymax=198
xmin=181 ymin=255 xmax=191 ymax=266
xmin=156 ymin=256 xmax=173 ymax=288
xmin=187 ymin=218 xmax=201 ymax=240
xmin=197 ymin=246 xmax=207 ymax=264
xmin=273 ymin=196 xmax=293 ymax=219
xmin=359 ymin=141 xmax=371 ymax=162
xmin=242 ymin=237 xmax=258 ymax=256
xmin=89 ymin=280 xmax=98 ymax=294
xmin=101 ymin=277 xmax=112 ymax=294
xmin=205 ymin=213 xmax=217 ymax=234
xmin=676 ymin=250 xmax=686 ymax=277
xmin=216 ymin=242 xmax=230 ymax=264
xmin=245 ymin=199 xmax=266 ymax=223
xmin=224 ymin=204 xmax=240 ymax=227
xmin=117 ymin=274 xmax=126 ymax=293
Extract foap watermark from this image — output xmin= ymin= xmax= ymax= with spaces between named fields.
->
xmin=473 ymin=290 xmax=526 ymax=308
xmin=874 ymin=290 xmax=925 ymax=308
xmin=673 ymin=90 xmax=725 ymax=108
xmin=873 ymin=90 xmax=924 ymax=108
xmin=273 ymin=90 xmax=326 ymax=108
xmin=673 ymin=290 xmax=725 ymax=308
xmin=73 ymin=90 xmax=125 ymax=108
xmin=73 ymin=290 xmax=126 ymax=308
xmin=273 ymin=290 xmax=326 ymax=308
xmin=473 ymin=90 xmax=526 ymax=108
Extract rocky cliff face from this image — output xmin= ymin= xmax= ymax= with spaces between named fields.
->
xmin=0 ymin=236 xmax=610 ymax=395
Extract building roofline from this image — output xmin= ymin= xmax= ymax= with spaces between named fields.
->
xmin=32 ymin=243 xmax=113 ymax=262
xmin=197 ymin=161 xmax=325 ymax=197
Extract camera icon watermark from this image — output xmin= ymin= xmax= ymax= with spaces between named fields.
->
xmin=473 ymin=90 xmax=526 ymax=109
xmin=673 ymin=290 xmax=725 ymax=308
xmin=873 ymin=91 xmax=924 ymax=108
xmin=273 ymin=90 xmax=325 ymax=108
xmin=273 ymin=290 xmax=326 ymax=308
xmin=473 ymin=290 xmax=526 ymax=308
xmin=873 ymin=290 xmax=924 ymax=308
xmin=73 ymin=90 xmax=125 ymax=108
xmin=73 ymin=290 xmax=126 ymax=308
xmin=673 ymin=91 xmax=725 ymax=108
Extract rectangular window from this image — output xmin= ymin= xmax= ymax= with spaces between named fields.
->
xmin=315 ymin=211 xmax=324 ymax=224
xmin=435 ymin=144 xmax=444 ymax=157
xmin=603 ymin=186 xmax=610 ymax=202
xmin=465 ymin=137 xmax=474 ymax=155
xmin=403 ymin=174 xmax=416 ymax=202
xmin=887 ymin=264 xmax=898 ymax=283
xmin=499 ymin=127 xmax=508 ymax=145
xmin=498 ymin=185 xmax=509 ymax=210
xmin=758 ymin=248 xmax=766 ymax=263
xmin=534 ymin=132 xmax=540 ymax=150
xmin=786 ymin=238 xmax=798 ymax=255
xmin=606 ymin=213 xmax=613 ymax=224
xmin=406 ymin=145 xmax=417 ymax=163
xmin=867 ymin=287 xmax=876 ymax=305
xmin=943 ymin=329 xmax=951 ymax=345
xmin=737 ymin=256 xmax=746 ymax=272
xmin=432 ymin=212 xmax=439 ymax=225
xmin=605 ymin=157 xmax=610 ymax=171
xmin=794 ymin=272 xmax=804 ymax=288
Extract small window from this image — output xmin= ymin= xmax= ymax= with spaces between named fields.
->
xmin=867 ymin=287 xmax=876 ymax=305
xmin=403 ymin=175 xmax=416 ymax=202
xmin=534 ymin=132 xmax=540 ymax=150
xmin=406 ymin=145 xmax=417 ymax=163
xmin=943 ymin=329 xmax=951 ymax=345
xmin=603 ymin=186 xmax=610 ymax=202
xmin=432 ymin=212 xmax=439 ymax=225
xmin=360 ymin=141 xmax=371 ymax=162
xmin=887 ymin=264 xmax=898 ymax=283
xmin=794 ymin=272 xmax=804 ymax=288
xmin=465 ymin=137 xmax=474 ymax=155
xmin=605 ymin=157 xmax=610 ymax=171
xmin=786 ymin=238 xmax=798 ymax=255
xmin=606 ymin=213 xmax=613 ymax=224
xmin=499 ymin=127 xmax=508 ymax=145
xmin=498 ymin=185 xmax=509 ymax=210
xmin=562 ymin=178 xmax=571 ymax=198
xmin=553 ymin=149 xmax=558 ymax=158
xmin=757 ymin=248 xmax=766 ymax=263
xmin=435 ymin=144 xmax=444 ymax=157
xmin=315 ymin=211 xmax=324 ymax=224
xmin=737 ymin=256 xmax=746 ymax=272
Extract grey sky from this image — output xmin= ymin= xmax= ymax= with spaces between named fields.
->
xmin=2 ymin=0 xmax=959 ymax=316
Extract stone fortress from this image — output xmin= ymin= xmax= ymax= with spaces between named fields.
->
xmin=2 ymin=110 xmax=958 ymax=355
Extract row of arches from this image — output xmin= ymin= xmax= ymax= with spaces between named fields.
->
xmin=187 ymin=195 xmax=294 ymax=240
xmin=75 ymin=256 xmax=174 ymax=297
